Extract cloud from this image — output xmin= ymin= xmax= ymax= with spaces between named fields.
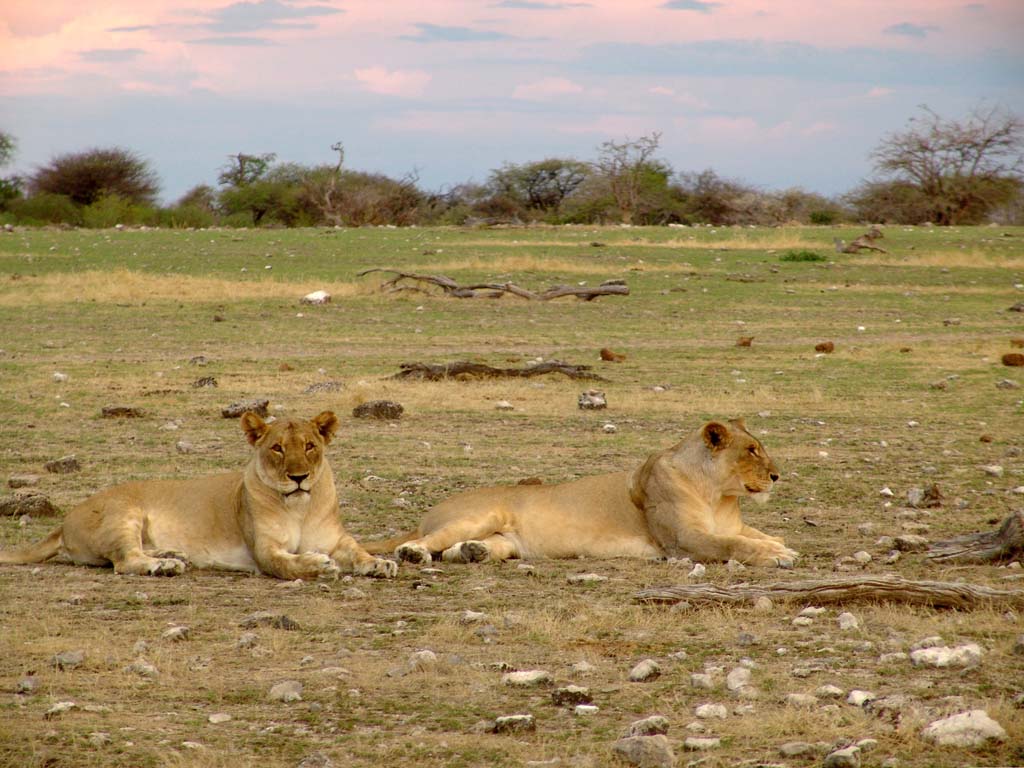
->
xmin=964 ymin=3 xmax=985 ymax=11
xmin=354 ymin=67 xmax=431 ymax=97
xmin=512 ymin=77 xmax=584 ymax=100
xmin=108 ymin=25 xmax=156 ymax=33
xmin=883 ymin=22 xmax=939 ymax=38
xmin=492 ymin=1 xmax=591 ymax=8
xmin=866 ymin=86 xmax=894 ymax=97
xmin=78 ymin=48 xmax=145 ymax=63
xmin=187 ymin=36 xmax=275 ymax=46
xmin=648 ymin=85 xmax=709 ymax=109
xmin=661 ymin=0 xmax=722 ymax=12
xmin=400 ymin=23 xmax=512 ymax=43
xmin=203 ymin=0 xmax=344 ymax=34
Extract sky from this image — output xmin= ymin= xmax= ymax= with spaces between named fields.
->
xmin=1 ymin=0 xmax=1022 ymax=204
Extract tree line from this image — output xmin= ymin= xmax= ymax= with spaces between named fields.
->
xmin=1 ymin=105 xmax=1021 ymax=229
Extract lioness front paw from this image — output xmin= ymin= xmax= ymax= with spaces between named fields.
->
xmin=297 ymin=552 xmax=341 ymax=580
xmin=355 ymin=557 xmax=398 ymax=579
xmin=750 ymin=544 xmax=799 ymax=568
xmin=148 ymin=557 xmax=187 ymax=576
xmin=396 ymin=543 xmax=432 ymax=565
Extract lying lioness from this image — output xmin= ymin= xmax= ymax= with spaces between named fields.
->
xmin=366 ymin=419 xmax=797 ymax=567
xmin=0 ymin=411 xmax=397 ymax=580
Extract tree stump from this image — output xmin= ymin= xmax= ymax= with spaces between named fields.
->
xmin=926 ymin=510 xmax=1024 ymax=564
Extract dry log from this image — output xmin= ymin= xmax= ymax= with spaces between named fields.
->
xmin=634 ymin=575 xmax=1024 ymax=610
xmin=389 ymin=360 xmax=606 ymax=382
xmin=834 ymin=228 xmax=888 ymax=254
xmin=926 ymin=510 xmax=1024 ymax=564
xmin=357 ymin=268 xmax=629 ymax=301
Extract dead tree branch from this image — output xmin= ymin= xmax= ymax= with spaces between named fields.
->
xmin=634 ymin=575 xmax=1024 ymax=610
xmin=357 ymin=268 xmax=629 ymax=301
xmin=389 ymin=360 xmax=606 ymax=382
xmin=927 ymin=510 xmax=1024 ymax=564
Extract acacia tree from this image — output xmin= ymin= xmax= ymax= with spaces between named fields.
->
xmin=593 ymin=132 xmax=667 ymax=223
xmin=488 ymin=158 xmax=590 ymax=215
xmin=217 ymin=152 xmax=277 ymax=188
xmin=870 ymin=105 xmax=1023 ymax=224
xmin=30 ymin=147 xmax=159 ymax=206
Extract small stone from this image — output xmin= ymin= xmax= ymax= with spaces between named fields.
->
xmin=7 ymin=474 xmax=41 ymax=489
xmin=879 ymin=486 xmax=894 ymax=497
xmin=161 ymin=626 xmax=190 ymax=642
xmin=837 ymin=612 xmax=860 ymax=630
xmin=208 ymin=713 xmax=232 ymax=724
xmin=408 ymin=650 xmax=438 ymax=671
xmin=552 ymin=685 xmax=591 ymax=707
xmin=52 ymin=650 xmax=85 ymax=670
xmin=695 ymin=703 xmax=727 ymax=719
xmin=132 ymin=640 xmax=149 ymax=655
xmin=894 ymin=534 xmax=929 ymax=552
xmin=817 ymin=684 xmax=844 ymax=699
xmin=602 ymin=423 xmax=618 ymax=433
xmin=752 ymin=596 xmax=773 ymax=612
xmin=502 ymin=670 xmax=552 ymax=687
xmin=0 ymin=494 xmax=61 ymax=517
xmin=221 ymin=399 xmax=269 ymax=418
xmin=574 ymin=704 xmax=599 ymax=716
xmin=982 ymin=465 xmax=1004 ymax=477
xmin=459 ymin=610 xmax=488 ymax=624
xmin=268 ymin=680 xmax=303 ymax=702
xmin=799 ymin=606 xmax=826 ymax=617
xmin=52 ymin=372 xmax=69 ymax=382
xmin=44 ymin=456 xmax=80 ymax=474
xmin=16 ymin=676 xmax=39 ymax=694
xmin=690 ymin=673 xmax=716 ymax=689
xmin=628 ymin=659 xmax=661 ymax=682
xmin=88 ymin=732 xmax=111 ymax=747
xmin=922 ymin=709 xmax=1007 ymax=747
xmin=124 ymin=659 xmax=159 ymax=678
xmin=627 ymin=715 xmax=670 ymax=736
xmin=726 ymin=667 xmax=751 ymax=691
xmin=570 ymin=660 xmax=596 ymax=676
xmin=577 ymin=389 xmax=607 ymax=410
xmin=297 ymin=753 xmax=333 ymax=768
xmin=352 ymin=400 xmax=403 ymax=420
xmin=494 ymin=400 xmax=514 ymax=411
xmin=566 ymin=572 xmax=608 ymax=584
xmin=824 ymin=746 xmax=861 ymax=768
xmin=300 ymin=290 xmax=331 ymax=305
xmin=995 ymin=379 xmax=1020 ymax=389
xmin=237 ymin=632 xmax=258 ymax=649
xmin=44 ymin=701 xmax=77 ymax=719
xmin=688 ymin=563 xmax=706 ymax=579
xmin=493 ymin=714 xmax=535 ymax=734
xmin=683 ymin=737 xmax=721 ymax=751
xmin=910 ymin=643 xmax=983 ymax=668
xmin=855 ymin=739 xmax=878 ymax=753
xmin=847 ymin=690 xmax=876 ymax=706
xmin=852 ymin=551 xmax=872 ymax=564
xmin=778 ymin=742 xmax=815 ymax=757
xmin=910 ymin=635 xmax=944 ymax=651
xmin=792 ymin=616 xmax=815 ymax=627
xmin=239 ymin=611 xmax=299 ymax=630
xmin=785 ymin=693 xmax=817 ymax=707
xmin=612 ymin=735 xmax=675 ymax=768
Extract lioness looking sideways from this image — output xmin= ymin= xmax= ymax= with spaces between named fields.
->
xmin=366 ymin=419 xmax=797 ymax=568
xmin=0 ymin=411 xmax=397 ymax=580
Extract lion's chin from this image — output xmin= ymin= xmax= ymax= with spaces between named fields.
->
xmin=749 ymin=491 xmax=772 ymax=506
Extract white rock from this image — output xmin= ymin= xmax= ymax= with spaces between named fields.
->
xmin=690 ymin=673 xmax=716 ymax=689
xmin=725 ymin=667 xmax=751 ymax=691
xmin=817 ymin=684 xmax=844 ymax=698
xmin=792 ymin=616 xmax=815 ymax=627
xmin=570 ymin=660 xmax=596 ymax=676
xmin=910 ymin=635 xmax=943 ymax=651
xmin=910 ymin=643 xmax=983 ymax=668
xmin=208 ymin=713 xmax=232 ymax=724
xmin=574 ymin=704 xmax=599 ymax=716
xmin=922 ymin=709 xmax=1007 ymax=747
xmin=799 ymin=606 xmax=826 ymax=617
xmin=494 ymin=400 xmax=514 ymax=411
xmin=162 ymin=625 xmax=190 ymax=642
xmin=408 ymin=650 xmax=438 ymax=670
xmin=124 ymin=660 xmax=159 ymax=678
xmin=300 ymin=290 xmax=331 ymax=305
xmin=602 ymin=423 xmax=618 ymax=434
xmin=695 ymin=703 xmax=727 ymax=719
xmin=847 ymin=690 xmax=876 ymax=706
xmin=752 ymin=596 xmax=774 ymax=612
xmin=683 ymin=737 xmax=721 ymax=750
xmin=567 ymin=572 xmax=608 ymax=584
xmin=502 ymin=670 xmax=551 ymax=687
xmin=629 ymin=659 xmax=662 ymax=682
xmin=786 ymin=693 xmax=817 ymax=707
xmin=837 ymin=612 xmax=860 ymax=631
xmin=459 ymin=610 xmax=488 ymax=624
xmin=53 ymin=372 xmax=69 ymax=383
xmin=879 ymin=486 xmax=894 ymax=497
xmin=44 ymin=701 xmax=77 ymax=719
xmin=982 ymin=465 xmax=1004 ymax=477
xmin=268 ymin=680 xmax=303 ymax=702
xmin=688 ymin=563 xmax=706 ymax=579
xmin=824 ymin=745 xmax=861 ymax=767
xmin=852 ymin=551 xmax=872 ymax=564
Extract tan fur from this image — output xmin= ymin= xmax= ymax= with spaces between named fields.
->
xmin=0 ymin=412 xmax=397 ymax=580
xmin=366 ymin=419 xmax=797 ymax=568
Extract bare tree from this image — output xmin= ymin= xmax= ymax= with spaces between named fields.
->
xmin=594 ymin=132 xmax=666 ymax=224
xmin=870 ymin=105 xmax=1024 ymax=224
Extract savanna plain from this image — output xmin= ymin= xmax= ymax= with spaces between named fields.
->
xmin=0 ymin=223 xmax=1022 ymax=768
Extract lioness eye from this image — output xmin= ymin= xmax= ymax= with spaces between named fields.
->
xmin=271 ymin=444 xmax=284 ymax=454
xmin=305 ymin=442 xmax=316 ymax=451
xmin=748 ymin=446 xmax=758 ymax=455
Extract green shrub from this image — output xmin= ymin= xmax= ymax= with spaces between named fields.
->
xmin=7 ymin=193 xmax=81 ymax=225
xmin=809 ymin=209 xmax=838 ymax=225
xmin=82 ymin=194 xmax=134 ymax=228
xmin=163 ymin=204 xmax=216 ymax=229
xmin=780 ymin=249 xmax=826 ymax=262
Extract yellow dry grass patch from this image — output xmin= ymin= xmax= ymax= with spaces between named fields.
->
xmin=419 ymin=254 xmax=701 ymax=275
xmin=438 ymin=232 xmax=820 ymax=252
xmin=855 ymin=250 xmax=1024 ymax=269
xmin=0 ymin=269 xmax=367 ymax=306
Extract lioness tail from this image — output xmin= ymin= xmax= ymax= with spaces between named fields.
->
xmin=362 ymin=530 xmax=418 ymax=555
xmin=0 ymin=526 xmax=63 ymax=564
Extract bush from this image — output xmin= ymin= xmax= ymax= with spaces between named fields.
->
xmin=809 ymin=209 xmax=839 ymax=225
xmin=30 ymin=147 xmax=159 ymax=206
xmin=162 ymin=204 xmax=216 ymax=229
xmin=780 ymin=250 xmax=826 ymax=262
xmin=6 ymin=193 xmax=81 ymax=225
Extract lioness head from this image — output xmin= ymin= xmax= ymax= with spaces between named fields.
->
xmin=240 ymin=411 xmax=339 ymax=498
xmin=699 ymin=418 xmax=779 ymax=499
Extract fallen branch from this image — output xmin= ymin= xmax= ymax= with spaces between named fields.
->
xmin=389 ymin=360 xmax=606 ymax=382
xmin=834 ymin=227 xmax=888 ymax=254
xmin=357 ymin=268 xmax=629 ymax=301
xmin=634 ymin=575 xmax=1024 ymax=610
xmin=927 ymin=510 xmax=1024 ymax=564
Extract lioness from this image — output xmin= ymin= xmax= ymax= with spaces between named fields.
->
xmin=0 ymin=411 xmax=397 ymax=580
xmin=366 ymin=419 xmax=797 ymax=567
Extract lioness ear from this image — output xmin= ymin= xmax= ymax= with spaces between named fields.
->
xmin=702 ymin=421 xmax=731 ymax=451
xmin=312 ymin=411 xmax=339 ymax=444
xmin=729 ymin=417 xmax=748 ymax=433
xmin=241 ymin=412 xmax=268 ymax=446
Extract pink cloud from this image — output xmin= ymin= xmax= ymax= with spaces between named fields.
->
xmin=354 ymin=67 xmax=431 ymax=97
xmin=512 ymin=77 xmax=584 ymax=100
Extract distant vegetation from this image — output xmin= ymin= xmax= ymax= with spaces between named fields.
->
xmin=1 ymin=105 xmax=1021 ymax=228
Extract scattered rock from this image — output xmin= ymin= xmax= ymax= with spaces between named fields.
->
xmin=996 ymin=378 xmax=1021 ymax=389
xmin=1002 ymin=353 xmax=1024 ymax=367
xmin=268 ymin=680 xmax=303 ymax=702
xmin=236 ymin=632 xmax=258 ymax=649
xmin=16 ymin=676 xmax=39 ymax=694
xmin=303 ymin=381 xmax=344 ymax=394
xmin=628 ymin=659 xmax=661 ymax=682
xmin=837 ymin=612 xmax=860 ymax=630
xmin=502 ymin=670 xmax=552 ymax=687
xmin=786 ymin=693 xmax=817 ymax=707
xmin=847 ymin=690 xmax=876 ymax=707
xmin=893 ymin=534 xmax=929 ymax=552
xmin=301 ymin=290 xmax=331 ymax=305
xmin=352 ymin=400 xmax=403 ymax=420
xmin=907 ymin=484 xmax=942 ymax=508
xmin=239 ymin=611 xmax=300 ymax=630
xmin=600 ymin=348 xmax=626 ymax=362
xmin=494 ymin=400 xmax=514 ymax=411
xmin=175 ymin=440 xmax=194 ymax=454
xmin=779 ymin=741 xmax=816 ymax=757
xmin=567 ymin=572 xmax=608 ymax=585
xmin=578 ymin=389 xmax=607 ymax=410
xmin=726 ymin=667 xmax=751 ymax=691
xmin=221 ymin=399 xmax=269 ymax=418
xmin=188 ymin=355 xmax=209 ymax=366
xmin=982 ymin=465 xmax=1004 ymax=478
xmin=52 ymin=372 xmax=69 ymax=383
xmin=44 ymin=701 xmax=78 ymax=719
xmin=690 ymin=673 xmax=716 ymax=690
xmin=603 ymin=423 xmax=618 ymax=434
xmin=688 ymin=563 xmax=706 ymax=579
xmin=910 ymin=643 xmax=983 ymax=668
xmin=192 ymin=376 xmax=218 ymax=388
xmin=492 ymin=714 xmax=535 ymax=734
xmin=627 ymin=715 xmax=669 ymax=737
xmin=824 ymin=745 xmax=861 ymax=768
xmin=7 ymin=474 xmax=41 ymax=489
xmin=52 ymin=650 xmax=85 ymax=670
xmin=815 ymin=341 xmax=835 ymax=353
xmin=752 ymin=596 xmax=773 ymax=612
xmin=44 ymin=456 xmax=80 ymax=474
xmin=684 ymin=737 xmax=721 ymax=750
xmin=575 ymin=704 xmax=599 ymax=716
xmin=921 ymin=709 xmax=1007 ymax=747
xmin=101 ymin=405 xmax=145 ymax=418
xmin=571 ymin=660 xmax=597 ymax=676
xmin=208 ymin=713 xmax=232 ymax=724
xmin=612 ymin=735 xmax=676 ymax=768
xmin=552 ymin=685 xmax=592 ymax=707
xmin=124 ymin=659 xmax=159 ymax=678
xmin=0 ymin=494 xmax=61 ymax=517
xmin=161 ymin=626 xmax=190 ymax=642
xmin=695 ymin=703 xmax=727 ymax=719
xmin=817 ymin=684 xmax=844 ymax=699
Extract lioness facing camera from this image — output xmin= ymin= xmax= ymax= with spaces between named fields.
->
xmin=0 ymin=411 xmax=397 ymax=580
xmin=366 ymin=419 xmax=797 ymax=568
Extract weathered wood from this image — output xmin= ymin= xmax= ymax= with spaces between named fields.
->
xmin=927 ymin=510 xmax=1024 ymax=564
xmin=634 ymin=575 xmax=1024 ymax=610
xmin=357 ymin=268 xmax=629 ymax=301
xmin=389 ymin=360 xmax=606 ymax=382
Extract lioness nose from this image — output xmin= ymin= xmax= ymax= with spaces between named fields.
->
xmin=288 ymin=473 xmax=309 ymax=485
xmin=770 ymin=472 xmax=779 ymax=482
